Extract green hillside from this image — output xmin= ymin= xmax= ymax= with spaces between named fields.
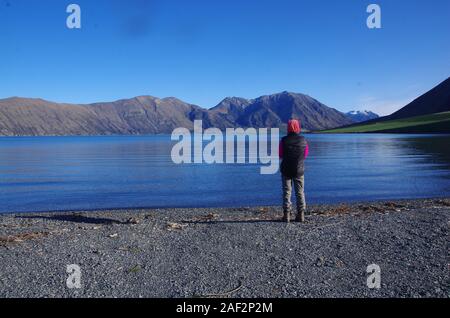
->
xmin=321 ymin=111 xmax=450 ymax=133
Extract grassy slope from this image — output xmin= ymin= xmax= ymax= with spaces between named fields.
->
xmin=321 ymin=111 xmax=450 ymax=133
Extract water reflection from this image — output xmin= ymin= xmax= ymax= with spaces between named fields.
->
xmin=395 ymin=135 xmax=450 ymax=171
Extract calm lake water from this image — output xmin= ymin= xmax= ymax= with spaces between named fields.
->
xmin=0 ymin=134 xmax=449 ymax=213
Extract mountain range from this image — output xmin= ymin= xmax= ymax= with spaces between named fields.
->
xmin=0 ymin=92 xmax=355 ymax=136
xmin=385 ymin=77 xmax=450 ymax=121
xmin=4 ymin=75 xmax=447 ymax=137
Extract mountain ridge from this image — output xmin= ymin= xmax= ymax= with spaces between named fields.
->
xmin=323 ymin=77 xmax=450 ymax=133
xmin=0 ymin=91 xmax=353 ymax=136
xmin=387 ymin=77 xmax=450 ymax=120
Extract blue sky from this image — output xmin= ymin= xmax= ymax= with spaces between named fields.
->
xmin=0 ymin=0 xmax=449 ymax=115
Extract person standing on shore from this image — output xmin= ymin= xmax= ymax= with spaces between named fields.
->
xmin=279 ymin=119 xmax=309 ymax=223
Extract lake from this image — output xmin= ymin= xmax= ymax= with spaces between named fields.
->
xmin=0 ymin=134 xmax=449 ymax=213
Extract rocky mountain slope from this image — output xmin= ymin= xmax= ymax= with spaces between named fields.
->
xmin=0 ymin=92 xmax=353 ymax=136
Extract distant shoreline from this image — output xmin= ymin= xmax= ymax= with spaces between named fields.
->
xmin=1 ymin=131 xmax=450 ymax=138
xmin=320 ymin=111 xmax=450 ymax=134
xmin=1 ymin=197 xmax=448 ymax=298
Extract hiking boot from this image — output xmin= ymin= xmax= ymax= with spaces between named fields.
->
xmin=295 ymin=211 xmax=305 ymax=223
xmin=282 ymin=212 xmax=291 ymax=223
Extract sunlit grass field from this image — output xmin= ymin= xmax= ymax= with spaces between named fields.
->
xmin=322 ymin=111 xmax=450 ymax=133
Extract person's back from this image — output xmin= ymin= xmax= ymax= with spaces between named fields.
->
xmin=279 ymin=119 xmax=309 ymax=223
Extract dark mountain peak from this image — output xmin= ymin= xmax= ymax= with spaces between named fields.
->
xmin=133 ymin=95 xmax=158 ymax=101
xmin=210 ymin=96 xmax=252 ymax=114
xmin=253 ymin=92 xmax=325 ymax=114
xmin=256 ymin=91 xmax=314 ymax=104
xmin=388 ymin=77 xmax=450 ymax=120
xmin=264 ymin=90 xmax=296 ymax=97
xmin=221 ymin=96 xmax=250 ymax=104
xmin=102 ymin=95 xmax=156 ymax=106
xmin=280 ymin=90 xmax=301 ymax=97
xmin=160 ymin=96 xmax=186 ymax=103
xmin=120 ymin=95 xmax=159 ymax=106
xmin=230 ymin=91 xmax=353 ymax=130
xmin=215 ymin=96 xmax=250 ymax=106
xmin=276 ymin=91 xmax=308 ymax=97
xmin=107 ymin=96 xmax=199 ymax=111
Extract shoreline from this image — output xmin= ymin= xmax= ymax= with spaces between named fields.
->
xmin=1 ymin=132 xmax=450 ymax=138
xmin=1 ymin=198 xmax=449 ymax=298
xmin=2 ymin=196 xmax=449 ymax=216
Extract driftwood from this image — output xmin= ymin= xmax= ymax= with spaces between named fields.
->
xmin=0 ymin=231 xmax=49 ymax=243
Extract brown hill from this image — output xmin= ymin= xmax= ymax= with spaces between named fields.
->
xmin=0 ymin=92 xmax=353 ymax=136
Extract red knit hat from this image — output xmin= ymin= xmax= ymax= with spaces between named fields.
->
xmin=287 ymin=119 xmax=301 ymax=133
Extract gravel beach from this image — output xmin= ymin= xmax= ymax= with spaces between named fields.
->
xmin=0 ymin=198 xmax=449 ymax=298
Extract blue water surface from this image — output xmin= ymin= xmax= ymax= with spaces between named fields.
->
xmin=0 ymin=134 xmax=449 ymax=213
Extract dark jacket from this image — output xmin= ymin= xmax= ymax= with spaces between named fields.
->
xmin=279 ymin=133 xmax=308 ymax=178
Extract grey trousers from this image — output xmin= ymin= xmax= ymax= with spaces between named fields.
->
xmin=282 ymin=175 xmax=306 ymax=214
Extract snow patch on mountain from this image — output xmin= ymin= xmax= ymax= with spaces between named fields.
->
xmin=346 ymin=110 xmax=379 ymax=123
